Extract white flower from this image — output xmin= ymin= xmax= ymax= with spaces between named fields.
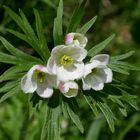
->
xmin=82 ymin=54 xmax=113 ymax=91
xmin=21 ymin=65 xmax=57 ymax=98
xmin=65 ymin=33 xmax=88 ymax=48
xmin=47 ymin=45 xmax=87 ymax=82
xmin=59 ymin=81 xmax=78 ymax=98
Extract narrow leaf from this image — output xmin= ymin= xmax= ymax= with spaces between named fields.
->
xmin=4 ymin=6 xmax=25 ymax=32
xmin=34 ymin=9 xmax=50 ymax=61
xmin=4 ymin=6 xmax=45 ymax=61
xmin=86 ymin=115 xmax=104 ymax=140
xmin=53 ymin=0 xmax=63 ymax=45
xmin=0 ymin=66 xmax=23 ymax=82
xmin=41 ymin=0 xmax=56 ymax=9
xmin=83 ymin=95 xmax=99 ymax=116
xmin=7 ymin=29 xmax=29 ymax=43
xmin=19 ymin=9 xmax=38 ymax=44
xmin=67 ymin=1 xmax=85 ymax=33
xmin=97 ymin=102 xmax=116 ymax=132
xmin=111 ymin=51 xmax=135 ymax=62
xmin=108 ymin=63 xmax=129 ymax=75
xmin=0 ymin=52 xmax=17 ymax=64
xmin=110 ymin=61 xmax=140 ymax=71
xmin=41 ymin=106 xmax=61 ymax=140
xmin=66 ymin=102 xmax=84 ymax=133
xmin=0 ymin=36 xmax=42 ymax=63
xmin=0 ymin=81 xmax=19 ymax=93
xmin=88 ymin=34 xmax=115 ymax=57
xmin=120 ymin=89 xmax=139 ymax=110
xmin=0 ymin=85 xmax=21 ymax=103
xmin=80 ymin=16 xmax=97 ymax=34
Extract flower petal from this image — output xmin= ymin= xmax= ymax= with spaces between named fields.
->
xmin=90 ymin=76 xmax=104 ymax=91
xmin=36 ymin=86 xmax=53 ymax=98
xmin=84 ymin=60 xmax=101 ymax=77
xmin=82 ymin=79 xmax=91 ymax=90
xmin=21 ymin=65 xmax=42 ymax=93
xmin=21 ymin=74 xmax=37 ymax=93
xmin=57 ymin=62 xmax=84 ymax=81
xmin=65 ymin=33 xmax=75 ymax=44
xmin=65 ymin=33 xmax=88 ymax=48
xmin=59 ymin=81 xmax=78 ymax=98
xmin=90 ymin=54 xmax=109 ymax=65
xmin=83 ymin=75 xmax=104 ymax=91
xmin=47 ymin=57 xmax=57 ymax=74
xmin=62 ymin=46 xmax=87 ymax=61
xmin=104 ymin=67 xmax=113 ymax=83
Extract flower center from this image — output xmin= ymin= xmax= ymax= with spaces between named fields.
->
xmin=60 ymin=55 xmax=73 ymax=66
xmin=91 ymin=68 xmax=97 ymax=75
xmin=34 ymin=70 xmax=46 ymax=82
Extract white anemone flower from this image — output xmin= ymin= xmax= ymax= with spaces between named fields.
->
xmin=47 ymin=45 xmax=87 ymax=82
xmin=65 ymin=33 xmax=88 ymax=48
xmin=59 ymin=81 xmax=78 ymax=98
xmin=21 ymin=65 xmax=57 ymax=98
xmin=82 ymin=54 xmax=113 ymax=91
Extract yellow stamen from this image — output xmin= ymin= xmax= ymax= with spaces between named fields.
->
xmin=60 ymin=55 xmax=73 ymax=66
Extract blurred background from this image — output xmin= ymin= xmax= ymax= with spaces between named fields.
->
xmin=0 ymin=0 xmax=140 ymax=140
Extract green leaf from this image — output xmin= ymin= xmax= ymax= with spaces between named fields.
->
xmin=4 ymin=6 xmax=47 ymax=61
xmin=53 ymin=0 xmax=63 ymax=45
xmin=86 ymin=115 xmax=104 ymax=140
xmin=108 ymin=63 xmax=130 ymax=75
xmin=119 ymin=108 xmax=127 ymax=117
xmin=19 ymin=9 xmax=38 ymax=44
xmin=0 ymin=52 xmax=17 ymax=64
xmin=0 ymin=66 xmax=23 ymax=82
xmin=0 ymin=81 xmax=19 ymax=93
xmin=120 ymin=89 xmax=139 ymax=110
xmin=65 ymin=102 xmax=84 ymax=133
xmin=97 ymin=102 xmax=116 ymax=132
xmin=108 ymin=95 xmax=127 ymax=117
xmin=108 ymin=95 xmax=125 ymax=108
xmin=88 ymin=34 xmax=115 ymax=57
xmin=41 ymin=0 xmax=57 ymax=9
xmin=34 ymin=9 xmax=50 ymax=61
xmin=83 ymin=95 xmax=99 ymax=116
xmin=7 ymin=28 xmax=29 ymax=42
xmin=110 ymin=61 xmax=140 ymax=71
xmin=80 ymin=16 xmax=97 ymax=34
xmin=111 ymin=51 xmax=135 ymax=62
xmin=41 ymin=106 xmax=61 ymax=140
xmin=66 ymin=1 xmax=85 ymax=33
xmin=4 ymin=6 xmax=25 ymax=31
xmin=0 ymin=36 xmax=43 ymax=63
xmin=0 ymin=85 xmax=21 ymax=103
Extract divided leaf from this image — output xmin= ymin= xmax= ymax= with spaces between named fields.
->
xmin=41 ymin=106 xmax=61 ymax=140
xmin=66 ymin=1 xmax=85 ymax=33
xmin=34 ymin=9 xmax=50 ymax=60
xmin=88 ymin=34 xmax=115 ymax=57
xmin=0 ymin=36 xmax=42 ymax=64
xmin=0 ymin=85 xmax=21 ymax=103
xmin=4 ymin=6 xmax=50 ymax=62
xmin=80 ymin=16 xmax=97 ymax=34
xmin=96 ymin=102 xmax=116 ymax=132
xmin=62 ymin=101 xmax=84 ymax=133
xmin=111 ymin=51 xmax=135 ymax=62
xmin=0 ymin=52 xmax=17 ymax=64
xmin=53 ymin=0 xmax=63 ymax=45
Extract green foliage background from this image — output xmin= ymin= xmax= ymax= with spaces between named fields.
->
xmin=0 ymin=0 xmax=140 ymax=140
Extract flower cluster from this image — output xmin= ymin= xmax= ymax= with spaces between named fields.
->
xmin=21 ymin=33 xmax=113 ymax=98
